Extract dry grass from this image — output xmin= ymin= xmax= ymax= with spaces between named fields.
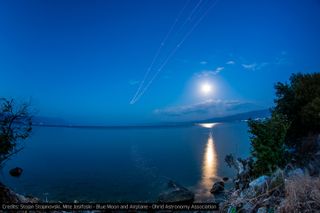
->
xmin=280 ymin=175 xmax=320 ymax=212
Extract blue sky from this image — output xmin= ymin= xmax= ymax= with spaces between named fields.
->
xmin=0 ymin=0 xmax=320 ymax=124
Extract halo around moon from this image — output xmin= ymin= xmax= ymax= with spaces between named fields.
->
xmin=200 ymin=82 xmax=214 ymax=95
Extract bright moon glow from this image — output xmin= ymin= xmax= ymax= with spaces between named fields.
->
xmin=198 ymin=123 xmax=218 ymax=128
xmin=200 ymin=83 xmax=212 ymax=95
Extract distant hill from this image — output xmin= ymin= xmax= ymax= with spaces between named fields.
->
xmin=32 ymin=116 xmax=69 ymax=126
xmin=198 ymin=109 xmax=271 ymax=123
xmin=30 ymin=109 xmax=271 ymax=128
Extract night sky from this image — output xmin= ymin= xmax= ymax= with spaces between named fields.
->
xmin=1 ymin=0 xmax=320 ymax=124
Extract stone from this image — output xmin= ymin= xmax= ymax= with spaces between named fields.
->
xmin=287 ymin=168 xmax=304 ymax=178
xmin=249 ymin=175 xmax=269 ymax=189
xmin=269 ymin=169 xmax=285 ymax=189
xmin=210 ymin=181 xmax=224 ymax=194
xmin=243 ymin=176 xmax=269 ymax=198
xmin=9 ymin=167 xmax=23 ymax=177
xmin=240 ymin=202 xmax=254 ymax=213
xmin=236 ymin=159 xmax=245 ymax=175
xmin=222 ymin=177 xmax=229 ymax=182
xmin=231 ymin=190 xmax=240 ymax=198
xmin=257 ymin=207 xmax=267 ymax=213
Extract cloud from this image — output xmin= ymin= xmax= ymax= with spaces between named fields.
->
xmin=154 ymin=99 xmax=260 ymax=119
xmin=242 ymin=63 xmax=257 ymax=71
xmin=242 ymin=62 xmax=269 ymax=71
xmin=129 ymin=80 xmax=139 ymax=86
xmin=226 ymin=60 xmax=235 ymax=65
xmin=214 ymin=66 xmax=224 ymax=73
xmin=196 ymin=66 xmax=225 ymax=77
xmin=200 ymin=61 xmax=208 ymax=65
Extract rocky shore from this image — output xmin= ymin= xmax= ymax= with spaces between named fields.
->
xmin=0 ymin=182 xmax=39 ymax=204
xmin=215 ymin=134 xmax=320 ymax=212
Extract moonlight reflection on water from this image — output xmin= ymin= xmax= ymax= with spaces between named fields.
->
xmin=196 ymin=132 xmax=218 ymax=200
xmin=197 ymin=123 xmax=218 ymax=129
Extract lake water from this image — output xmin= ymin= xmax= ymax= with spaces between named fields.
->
xmin=1 ymin=122 xmax=251 ymax=202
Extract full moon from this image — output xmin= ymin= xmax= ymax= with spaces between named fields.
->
xmin=200 ymin=83 xmax=213 ymax=95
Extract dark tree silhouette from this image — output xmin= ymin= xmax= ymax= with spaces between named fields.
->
xmin=0 ymin=98 xmax=32 ymax=168
xmin=274 ymin=73 xmax=320 ymax=140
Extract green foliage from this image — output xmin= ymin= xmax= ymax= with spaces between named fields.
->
xmin=0 ymin=98 xmax=32 ymax=167
xmin=274 ymin=73 xmax=320 ymax=140
xmin=248 ymin=113 xmax=289 ymax=176
xmin=247 ymin=72 xmax=320 ymax=176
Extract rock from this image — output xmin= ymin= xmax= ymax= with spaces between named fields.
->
xmin=244 ymin=176 xmax=269 ymax=198
xmin=257 ymin=207 xmax=267 ymax=213
xmin=236 ymin=159 xmax=245 ymax=175
xmin=269 ymin=169 xmax=285 ymax=189
xmin=0 ymin=182 xmax=39 ymax=203
xmin=249 ymin=175 xmax=269 ymax=189
xmin=240 ymin=202 xmax=254 ymax=213
xmin=223 ymin=177 xmax=229 ymax=182
xmin=287 ymin=168 xmax=304 ymax=178
xmin=210 ymin=181 xmax=224 ymax=194
xmin=9 ymin=167 xmax=23 ymax=177
xmin=230 ymin=189 xmax=240 ymax=199
xmin=158 ymin=181 xmax=194 ymax=203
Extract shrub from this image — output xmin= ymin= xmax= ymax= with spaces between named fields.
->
xmin=280 ymin=175 xmax=320 ymax=212
xmin=248 ymin=113 xmax=290 ymax=176
xmin=274 ymin=73 xmax=320 ymax=142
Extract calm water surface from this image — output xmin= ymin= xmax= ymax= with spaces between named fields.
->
xmin=1 ymin=122 xmax=250 ymax=202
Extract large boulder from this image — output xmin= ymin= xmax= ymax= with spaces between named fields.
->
xmin=210 ymin=181 xmax=224 ymax=194
xmin=158 ymin=181 xmax=194 ymax=203
xmin=9 ymin=167 xmax=23 ymax=177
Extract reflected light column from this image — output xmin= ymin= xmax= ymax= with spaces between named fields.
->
xmin=197 ymin=132 xmax=218 ymax=200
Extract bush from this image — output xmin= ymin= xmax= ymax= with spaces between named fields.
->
xmin=280 ymin=175 xmax=320 ymax=212
xmin=248 ymin=73 xmax=320 ymax=175
xmin=248 ymin=113 xmax=290 ymax=176
xmin=0 ymin=98 xmax=32 ymax=168
xmin=274 ymin=73 xmax=320 ymax=141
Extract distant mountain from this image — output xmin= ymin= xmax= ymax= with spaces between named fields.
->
xmin=198 ymin=109 xmax=271 ymax=123
xmin=32 ymin=116 xmax=69 ymax=126
xmin=31 ymin=109 xmax=271 ymax=128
